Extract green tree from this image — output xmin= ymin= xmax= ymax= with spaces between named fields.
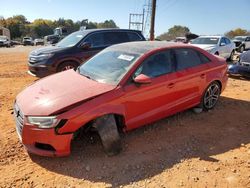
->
xmin=97 ymin=20 xmax=118 ymax=28
xmin=225 ymin=28 xmax=250 ymax=38
xmin=157 ymin=25 xmax=190 ymax=41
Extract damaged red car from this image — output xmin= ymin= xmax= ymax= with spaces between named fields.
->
xmin=14 ymin=41 xmax=228 ymax=157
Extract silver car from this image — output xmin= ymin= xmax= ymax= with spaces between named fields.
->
xmin=191 ymin=36 xmax=235 ymax=60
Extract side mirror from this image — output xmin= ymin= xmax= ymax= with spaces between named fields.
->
xmin=133 ymin=74 xmax=152 ymax=84
xmin=220 ymin=42 xmax=226 ymax=46
xmin=80 ymin=42 xmax=91 ymax=49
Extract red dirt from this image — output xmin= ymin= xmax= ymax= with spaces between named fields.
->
xmin=0 ymin=46 xmax=249 ymax=188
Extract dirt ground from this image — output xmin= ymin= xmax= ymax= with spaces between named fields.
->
xmin=0 ymin=46 xmax=249 ymax=188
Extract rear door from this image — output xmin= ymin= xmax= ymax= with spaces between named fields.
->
xmin=171 ymin=48 xmax=210 ymax=110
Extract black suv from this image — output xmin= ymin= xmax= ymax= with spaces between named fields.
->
xmin=28 ymin=29 xmax=145 ymax=77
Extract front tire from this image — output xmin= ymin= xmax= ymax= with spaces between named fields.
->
xmin=57 ymin=61 xmax=78 ymax=72
xmin=202 ymin=82 xmax=221 ymax=111
xmin=93 ymin=114 xmax=122 ymax=156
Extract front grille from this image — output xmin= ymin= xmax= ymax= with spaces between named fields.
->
xmin=14 ymin=103 xmax=24 ymax=141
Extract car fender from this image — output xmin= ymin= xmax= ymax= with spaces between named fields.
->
xmin=56 ymin=90 xmax=126 ymax=134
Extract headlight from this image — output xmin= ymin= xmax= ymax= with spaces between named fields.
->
xmin=30 ymin=53 xmax=54 ymax=61
xmin=27 ymin=116 xmax=60 ymax=128
xmin=37 ymin=53 xmax=54 ymax=61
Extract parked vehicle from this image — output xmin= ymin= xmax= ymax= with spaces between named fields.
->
xmin=44 ymin=27 xmax=68 ymax=45
xmin=175 ymin=37 xmax=187 ymax=43
xmin=28 ymin=28 xmax=145 ymax=77
xmin=0 ymin=26 xmax=11 ymax=40
xmin=0 ymin=26 xmax=11 ymax=47
xmin=191 ymin=36 xmax=235 ymax=60
xmin=228 ymin=50 xmax=250 ymax=78
xmin=14 ymin=41 xmax=228 ymax=157
xmin=11 ymin=40 xmax=21 ymax=46
xmin=232 ymin=36 xmax=250 ymax=53
xmin=22 ymin=37 xmax=34 ymax=46
xmin=0 ymin=35 xmax=11 ymax=47
xmin=34 ymin=38 xmax=44 ymax=46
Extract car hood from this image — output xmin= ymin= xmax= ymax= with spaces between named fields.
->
xmin=191 ymin=44 xmax=216 ymax=50
xmin=30 ymin=46 xmax=67 ymax=55
xmin=16 ymin=70 xmax=116 ymax=116
xmin=233 ymin=39 xmax=242 ymax=43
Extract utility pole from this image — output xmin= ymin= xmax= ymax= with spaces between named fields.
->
xmin=150 ymin=0 xmax=156 ymax=40
xmin=129 ymin=11 xmax=145 ymax=31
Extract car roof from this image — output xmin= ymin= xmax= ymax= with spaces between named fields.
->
xmin=107 ymin=41 xmax=190 ymax=55
xmin=77 ymin=28 xmax=142 ymax=35
xmin=235 ymin=36 xmax=249 ymax=38
xmin=198 ymin=35 xmax=222 ymax=38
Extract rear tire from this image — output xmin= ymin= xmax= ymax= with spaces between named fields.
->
xmin=57 ymin=61 xmax=78 ymax=72
xmin=93 ymin=114 xmax=122 ymax=156
xmin=201 ymin=81 xmax=221 ymax=111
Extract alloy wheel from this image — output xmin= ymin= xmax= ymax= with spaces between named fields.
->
xmin=62 ymin=65 xmax=74 ymax=71
xmin=203 ymin=83 xmax=220 ymax=109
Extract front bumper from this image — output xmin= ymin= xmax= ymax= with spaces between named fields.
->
xmin=228 ymin=64 xmax=250 ymax=77
xmin=14 ymin=104 xmax=73 ymax=157
xmin=22 ymin=125 xmax=73 ymax=157
xmin=28 ymin=61 xmax=55 ymax=77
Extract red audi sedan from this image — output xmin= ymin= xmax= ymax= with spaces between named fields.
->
xmin=14 ymin=41 xmax=228 ymax=157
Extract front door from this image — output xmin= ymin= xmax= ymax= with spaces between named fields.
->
xmin=122 ymin=50 xmax=177 ymax=130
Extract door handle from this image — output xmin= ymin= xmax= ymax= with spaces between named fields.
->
xmin=200 ymin=74 xmax=205 ymax=79
xmin=167 ymin=83 xmax=175 ymax=88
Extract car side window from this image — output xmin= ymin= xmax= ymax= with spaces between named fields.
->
xmin=134 ymin=50 xmax=174 ymax=78
xmin=220 ymin=38 xmax=226 ymax=45
xmin=103 ymin=32 xmax=129 ymax=46
xmin=127 ymin=32 xmax=142 ymax=41
xmin=225 ymin=38 xmax=231 ymax=44
xmin=174 ymin=48 xmax=205 ymax=71
xmin=84 ymin=32 xmax=105 ymax=48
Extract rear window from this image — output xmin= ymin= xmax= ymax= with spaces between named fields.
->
xmin=103 ymin=32 xmax=129 ymax=45
xmin=127 ymin=32 xmax=142 ymax=41
xmin=175 ymin=48 xmax=207 ymax=71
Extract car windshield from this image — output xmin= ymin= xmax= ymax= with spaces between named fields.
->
xmin=233 ymin=37 xmax=246 ymax=41
xmin=56 ymin=31 xmax=85 ymax=47
xmin=79 ymin=49 xmax=140 ymax=85
xmin=191 ymin=37 xmax=219 ymax=45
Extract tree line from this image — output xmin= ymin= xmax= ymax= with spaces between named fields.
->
xmin=0 ymin=15 xmax=118 ymax=39
xmin=157 ymin=25 xmax=250 ymax=41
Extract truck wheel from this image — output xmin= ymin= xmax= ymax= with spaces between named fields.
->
xmin=92 ymin=114 xmax=122 ymax=156
xmin=201 ymin=81 xmax=221 ymax=111
xmin=57 ymin=61 xmax=78 ymax=72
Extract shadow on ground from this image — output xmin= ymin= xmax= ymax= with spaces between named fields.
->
xmin=31 ymin=96 xmax=250 ymax=186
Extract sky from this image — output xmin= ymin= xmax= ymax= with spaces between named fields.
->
xmin=1 ymin=0 xmax=250 ymax=37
